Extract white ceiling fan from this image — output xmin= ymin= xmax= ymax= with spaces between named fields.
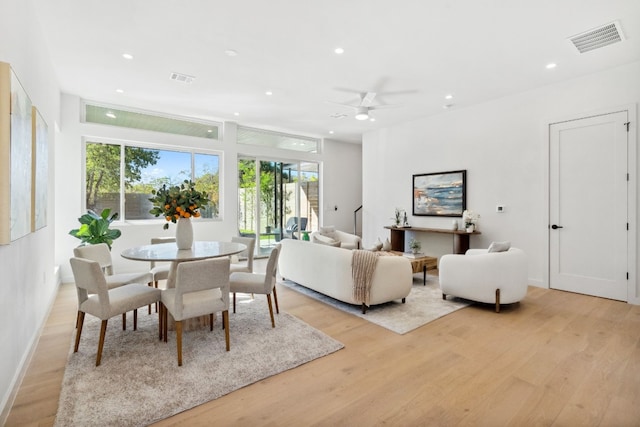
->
xmin=328 ymin=91 xmax=395 ymax=120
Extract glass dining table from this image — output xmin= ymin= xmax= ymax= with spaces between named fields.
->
xmin=121 ymin=240 xmax=246 ymax=288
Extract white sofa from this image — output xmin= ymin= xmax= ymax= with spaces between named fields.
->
xmin=278 ymin=239 xmax=412 ymax=312
xmin=438 ymin=247 xmax=528 ymax=312
xmin=309 ymin=226 xmax=361 ymax=249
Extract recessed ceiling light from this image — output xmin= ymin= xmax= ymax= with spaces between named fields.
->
xmin=334 ymin=47 xmax=345 ymax=54
xmin=445 ymin=94 xmax=454 ymax=100
xmin=122 ymin=53 xmax=133 ymax=60
xmin=105 ymin=111 xmax=117 ymax=119
xmin=546 ymin=63 xmax=557 ymax=69
xmin=265 ymin=91 xmax=273 ymax=96
xmin=329 ymin=130 xmax=334 ymax=134
xmin=207 ymin=129 xmax=213 ymax=133
xmin=233 ymin=112 xmax=240 ymax=116
xmin=225 ymin=49 xmax=238 ymax=57
xmin=115 ymin=89 xmax=124 ymax=94
xmin=369 ymin=117 xmax=376 ymax=122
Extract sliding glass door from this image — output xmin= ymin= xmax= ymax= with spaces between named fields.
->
xmin=238 ymin=157 xmax=319 ymax=256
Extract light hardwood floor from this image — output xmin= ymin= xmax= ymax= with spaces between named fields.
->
xmin=6 ymin=267 xmax=640 ymax=426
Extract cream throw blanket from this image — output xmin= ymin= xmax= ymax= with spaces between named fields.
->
xmin=352 ymin=250 xmax=378 ymax=306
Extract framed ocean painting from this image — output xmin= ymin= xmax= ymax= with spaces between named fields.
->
xmin=412 ymin=170 xmax=466 ymax=217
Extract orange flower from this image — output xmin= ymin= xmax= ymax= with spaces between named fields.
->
xmin=183 ymin=212 xmax=191 ymax=218
xmin=165 ymin=216 xmax=172 ymax=222
xmin=194 ymin=211 xmax=201 ymax=218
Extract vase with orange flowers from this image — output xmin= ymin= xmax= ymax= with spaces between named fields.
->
xmin=149 ymin=180 xmax=210 ymax=249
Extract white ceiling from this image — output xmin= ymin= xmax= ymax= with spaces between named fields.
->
xmin=32 ymin=0 xmax=640 ymax=144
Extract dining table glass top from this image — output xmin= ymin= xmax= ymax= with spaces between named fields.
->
xmin=120 ymin=241 xmax=246 ymax=262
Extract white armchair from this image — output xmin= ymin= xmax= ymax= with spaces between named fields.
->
xmin=310 ymin=226 xmax=361 ymax=249
xmin=438 ymin=247 xmax=528 ymax=312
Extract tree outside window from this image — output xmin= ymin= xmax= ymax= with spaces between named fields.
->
xmin=85 ymin=142 xmax=220 ymax=220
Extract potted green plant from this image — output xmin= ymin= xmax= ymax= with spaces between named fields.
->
xmin=409 ymin=238 xmax=422 ymax=254
xmin=69 ymin=208 xmax=122 ymax=249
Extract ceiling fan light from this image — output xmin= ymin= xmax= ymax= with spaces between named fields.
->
xmin=355 ymin=107 xmax=369 ymax=120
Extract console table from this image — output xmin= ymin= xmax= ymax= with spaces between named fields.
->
xmin=384 ymin=226 xmax=481 ymax=254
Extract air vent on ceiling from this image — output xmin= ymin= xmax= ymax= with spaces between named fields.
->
xmin=169 ymin=72 xmax=195 ymax=84
xmin=568 ymin=21 xmax=625 ymax=54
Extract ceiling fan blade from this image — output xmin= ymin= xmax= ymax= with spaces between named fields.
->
xmin=361 ymin=92 xmax=377 ymax=107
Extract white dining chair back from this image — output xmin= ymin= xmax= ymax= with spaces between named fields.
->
xmin=74 ymin=243 xmax=114 ymax=274
xmin=74 ymin=243 xmax=152 ymax=288
xmin=230 ymin=236 xmax=256 ymax=274
xmin=160 ymin=257 xmax=231 ymax=366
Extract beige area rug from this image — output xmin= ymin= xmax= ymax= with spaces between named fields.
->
xmin=54 ymin=296 xmax=343 ymax=427
xmin=281 ymin=275 xmax=469 ymax=334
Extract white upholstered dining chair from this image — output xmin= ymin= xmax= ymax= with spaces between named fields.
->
xmin=229 ymin=244 xmax=281 ymax=328
xmin=229 ymin=236 xmax=255 ymax=274
xmin=74 ymin=243 xmax=153 ymax=329
xmin=160 ymin=257 xmax=231 ymax=366
xmin=69 ymin=257 xmax=161 ymax=366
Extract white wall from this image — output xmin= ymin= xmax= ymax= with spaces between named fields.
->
xmin=363 ymin=61 xmax=640 ymax=302
xmin=55 ymin=95 xmax=363 ymax=282
xmin=0 ymin=0 xmax=60 ymax=420
xmin=322 ymin=139 xmax=362 ymax=234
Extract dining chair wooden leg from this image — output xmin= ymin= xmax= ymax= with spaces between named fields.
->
xmin=158 ymin=303 xmax=163 ymax=340
xmin=122 ymin=313 xmax=126 ymax=330
xmin=148 ymin=282 xmax=153 ymax=314
xmin=233 ymin=292 xmax=236 ymax=313
xmin=163 ymin=306 xmax=168 ymax=343
xmin=272 ymin=286 xmax=280 ymax=314
xmin=133 ymin=308 xmax=138 ymax=330
xmin=176 ymin=320 xmax=183 ymax=366
xmin=209 ymin=313 xmax=214 ymax=331
xmin=96 ymin=319 xmax=108 ymax=367
xmin=267 ymin=294 xmax=275 ymax=328
xmin=75 ymin=310 xmax=82 ymax=329
xmin=74 ymin=311 xmax=85 ymax=352
xmin=223 ymin=310 xmax=230 ymax=351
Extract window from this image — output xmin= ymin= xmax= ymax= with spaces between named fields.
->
xmin=237 ymin=126 xmax=320 ymax=153
xmin=84 ymin=102 xmax=221 ymax=140
xmin=85 ymin=141 xmax=220 ymax=220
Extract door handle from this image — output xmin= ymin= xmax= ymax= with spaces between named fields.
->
xmin=551 ymin=224 xmax=563 ymax=229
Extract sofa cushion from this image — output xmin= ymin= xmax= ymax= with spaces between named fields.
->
xmin=313 ymin=234 xmax=341 ymax=247
xmin=319 ymin=226 xmax=337 ymax=240
xmin=488 ymin=241 xmax=511 ymax=253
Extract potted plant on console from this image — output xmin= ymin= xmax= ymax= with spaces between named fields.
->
xmin=463 ymin=209 xmax=480 ymax=233
xmin=408 ymin=238 xmax=422 ymax=255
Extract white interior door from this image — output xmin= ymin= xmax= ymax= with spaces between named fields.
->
xmin=549 ymin=111 xmax=629 ymax=301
